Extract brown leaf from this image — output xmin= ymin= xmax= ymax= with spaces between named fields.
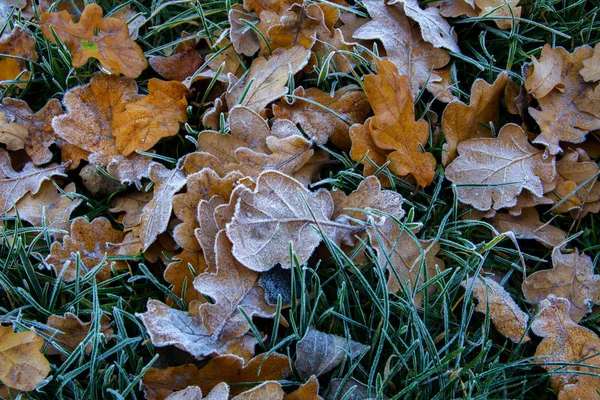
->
xmin=6 ymin=181 xmax=81 ymax=238
xmin=226 ymin=170 xmax=360 ymax=272
xmin=0 ymin=26 xmax=38 ymax=88
xmin=46 ymin=313 xmax=113 ymax=354
xmin=295 ymin=327 xmax=368 ymax=380
xmin=437 ymin=0 xmax=477 ymax=18
xmin=363 ymin=60 xmax=437 ymax=187
xmin=426 ymin=66 xmax=457 ymax=103
xmin=475 ymin=0 xmax=521 ymax=29
xmin=272 ymin=85 xmax=370 ymax=150
xmin=164 ymin=250 xmax=209 ymax=305
xmin=491 ymin=208 xmax=566 ymax=248
xmin=349 ymin=118 xmax=389 ymax=182
xmin=462 ymin=276 xmax=530 ymax=343
xmin=109 ymin=190 xmax=153 ymax=229
xmin=557 ymin=357 xmax=600 ymax=400
xmin=524 ymin=44 xmax=565 ymax=99
xmin=445 ymin=124 xmax=556 ymax=211
xmin=267 ymin=3 xmax=327 ymax=50
xmin=523 ymin=248 xmax=600 ymax=323
xmin=0 ymin=148 xmax=68 ymax=214
xmin=139 ymin=163 xmax=187 ymax=251
xmin=388 ymin=0 xmax=460 ymax=53
xmin=164 ymin=384 xmax=229 ymax=400
xmin=528 ymin=46 xmax=600 ymax=155
xmin=149 ymin=33 xmax=203 ymax=81
xmin=0 ymin=325 xmax=50 ymax=391
xmin=233 ymin=381 xmax=284 ymax=400
xmin=283 ymin=376 xmax=322 ymax=400
xmin=326 ymin=378 xmax=386 ymax=400
xmin=79 ymin=163 xmax=127 ymax=197
xmin=40 ymin=3 xmax=147 ymax=78
xmin=580 ymin=42 xmax=600 ymax=82
xmin=229 ymin=5 xmax=261 ymax=57
xmin=141 ymin=353 xmax=291 ymax=399
xmin=113 ymin=79 xmax=188 ymax=156
xmin=195 ymin=196 xmax=226 ymax=270
xmin=441 ymin=72 xmax=508 ymax=165
xmin=52 ymin=73 xmax=153 ymax=187
xmin=531 ymin=296 xmax=600 ymax=392
xmin=45 ymin=217 xmax=126 ymax=282
xmin=551 ymin=148 xmax=600 ymax=215
xmin=226 ymin=45 xmax=311 ymax=112
xmin=353 ymin=0 xmax=450 ymax=97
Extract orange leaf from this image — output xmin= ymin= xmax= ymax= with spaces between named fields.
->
xmin=0 ymin=325 xmax=50 ymax=391
xmin=0 ymin=26 xmax=38 ymax=88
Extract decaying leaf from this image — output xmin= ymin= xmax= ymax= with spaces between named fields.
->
xmin=475 ymin=0 xmax=521 ymax=29
xmin=140 ymin=353 xmax=291 ymax=398
xmin=267 ymin=3 xmax=327 ymax=50
xmin=580 ymin=42 xmax=600 ymax=82
xmin=164 ymin=383 xmax=229 ymax=400
xmin=229 ymin=5 xmax=260 ymax=57
xmin=353 ymin=0 xmax=450 ymax=97
xmin=46 ymin=313 xmax=113 ymax=354
xmin=226 ymin=170 xmax=359 ymax=272
xmin=349 ymin=118 xmax=389 ymax=182
xmin=523 ymin=248 xmax=600 ymax=323
xmin=0 ymin=148 xmax=68 ymax=214
xmin=163 ymin=250 xmax=208 ymax=305
xmin=40 ymin=3 xmax=147 ymax=78
xmin=363 ymin=60 xmax=437 ymax=187
xmin=441 ymin=72 xmax=508 ymax=165
xmin=45 ymin=217 xmax=127 ymax=282
xmin=326 ymin=378 xmax=387 ymax=400
xmin=226 ymin=46 xmax=310 ymax=112
xmin=0 ymin=325 xmax=51 ymax=391
xmin=233 ymin=381 xmax=284 ymax=400
xmin=531 ymin=296 xmax=600 ymax=392
xmin=524 ymin=44 xmax=565 ymax=99
xmin=445 ymin=124 xmax=556 ymax=211
xmin=149 ymin=33 xmax=203 ymax=81
xmin=462 ymin=276 xmax=530 ymax=343
xmin=284 ymin=376 xmax=322 ymax=400
xmin=491 ymin=208 xmax=566 ymax=248
xmin=113 ymin=79 xmax=188 ymax=156
xmin=295 ymin=327 xmax=368 ymax=380
xmin=139 ymin=163 xmax=187 ymax=251
xmin=272 ymin=86 xmax=370 ymax=150
xmin=0 ymin=26 xmax=38 ymax=87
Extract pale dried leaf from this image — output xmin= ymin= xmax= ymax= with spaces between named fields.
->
xmin=491 ymin=208 xmax=566 ymax=248
xmin=524 ymin=44 xmax=565 ymax=99
xmin=0 ymin=326 xmax=50 ymax=391
xmin=233 ymin=381 xmax=284 ymax=400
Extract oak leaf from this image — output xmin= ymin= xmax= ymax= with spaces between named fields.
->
xmin=226 ymin=45 xmax=310 ymax=112
xmin=551 ymin=149 xmax=600 ymax=215
xmin=349 ymin=118 xmax=389 ymax=182
xmin=46 ymin=313 xmax=113 ymax=354
xmin=149 ymin=33 xmax=203 ymax=81
xmin=272 ymin=85 xmax=370 ymax=150
xmin=326 ymin=378 xmax=387 ymax=400
xmin=45 ymin=217 xmax=126 ymax=282
xmin=364 ymin=60 xmax=437 ymax=187
xmin=139 ymin=163 xmax=187 ymax=251
xmin=109 ymin=190 xmax=153 ymax=229
xmin=52 ymin=73 xmax=153 ymax=187
xmin=226 ymin=171 xmax=360 ymax=272
xmin=195 ymin=196 xmax=226 ymax=270
xmin=0 ymin=325 xmax=50 ymax=391
xmin=491 ymin=208 xmax=566 ymax=248
xmin=524 ymin=44 xmax=565 ymax=99
xmin=580 ymin=42 xmax=600 ymax=82
xmin=0 ymin=26 xmax=38 ymax=88
xmin=0 ymin=148 xmax=68 ymax=214
xmin=295 ymin=327 xmax=368 ymax=380
xmin=445 ymin=124 xmax=556 ymax=211
xmin=113 ymin=79 xmax=188 ymax=156
xmin=164 ymin=384 xmax=229 ymax=400
xmin=284 ymin=376 xmax=322 ymax=400
xmin=164 ymin=250 xmax=209 ymax=305
xmin=475 ymin=0 xmax=521 ymax=29
xmin=39 ymin=3 xmax=147 ymax=78
xmin=267 ymin=3 xmax=330 ymax=51
xmin=437 ymin=0 xmax=477 ymax=18
xmin=229 ymin=5 xmax=261 ymax=57
xmin=528 ymin=46 xmax=600 ymax=155
xmin=353 ymin=0 xmax=450 ymax=97
xmin=531 ymin=296 xmax=600 ymax=392
xmin=441 ymin=72 xmax=508 ymax=165
xmin=523 ymin=248 xmax=600 ymax=323
xmin=462 ymin=276 xmax=530 ymax=343
xmin=233 ymin=381 xmax=284 ymax=400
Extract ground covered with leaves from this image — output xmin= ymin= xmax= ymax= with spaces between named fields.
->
xmin=1 ymin=0 xmax=600 ymax=399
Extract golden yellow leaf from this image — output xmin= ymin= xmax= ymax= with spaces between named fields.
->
xmin=40 ymin=3 xmax=147 ymax=78
xmin=0 ymin=26 xmax=38 ymax=88
xmin=283 ymin=376 xmax=322 ymax=400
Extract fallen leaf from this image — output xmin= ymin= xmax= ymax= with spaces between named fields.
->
xmin=531 ymin=296 xmax=600 ymax=392
xmin=109 ymin=190 xmax=153 ymax=229
xmin=295 ymin=327 xmax=368 ymax=380
xmin=0 ymin=148 xmax=68 ymax=214
xmin=523 ymin=248 xmax=600 ymax=323
xmin=437 ymin=0 xmax=477 ymax=18
xmin=557 ymin=356 xmax=600 ymax=400
xmin=389 ymin=0 xmax=460 ymax=53
xmin=164 ymin=384 xmax=229 ymax=400
xmin=462 ymin=276 xmax=530 ymax=343
xmin=229 ymin=5 xmax=261 ymax=56
xmin=272 ymin=85 xmax=370 ymax=150
xmin=580 ymin=42 xmax=600 ymax=82
xmin=528 ymin=46 xmax=600 ymax=155
xmin=0 ymin=325 xmax=50 ymax=391
xmin=45 ymin=217 xmax=126 ymax=282
xmin=551 ymin=148 xmax=600 ymax=215
xmin=40 ymin=3 xmax=147 ymax=78
xmin=149 ymin=33 xmax=203 ymax=81
xmin=111 ymin=4 xmax=145 ymax=40
xmin=441 ymin=72 xmax=508 ymax=165
xmin=268 ymin=3 xmax=327 ymax=50
xmin=139 ymin=163 xmax=187 ymax=251
xmin=6 ymin=181 xmax=81 ymax=237
xmin=475 ymin=0 xmax=521 ymax=29
xmin=46 ymin=313 xmax=113 ymax=354
xmin=113 ymin=79 xmax=188 ymax=156
xmin=283 ymin=376 xmax=322 ymax=400
xmin=164 ymin=250 xmax=209 ymax=305
xmin=491 ymin=208 xmax=566 ymax=248
xmin=426 ymin=66 xmax=457 ymax=103
xmin=226 ymin=45 xmax=311 ymax=112
xmin=326 ymin=378 xmax=387 ymax=400
xmin=353 ymin=0 xmax=450 ymax=97
xmin=52 ymin=73 xmax=153 ymax=187
xmin=142 ymin=368 xmax=230 ymax=400
xmin=349 ymin=118 xmax=389 ymax=182
xmin=524 ymin=44 xmax=565 ymax=99
xmin=226 ymin=170 xmax=359 ymax=272
xmin=140 ymin=353 xmax=291 ymax=398
xmin=445 ymin=124 xmax=556 ymax=211
xmin=233 ymin=381 xmax=284 ymax=400
xmin=364 ymin=59 xmax=437 ymax=187
xmin=0 ymin=26 xmax=38 ymax=87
